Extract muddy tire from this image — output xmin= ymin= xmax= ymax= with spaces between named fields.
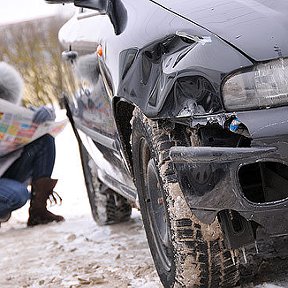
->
xmin=80 ymin=143 xmax=132 ymax=226
xmin=131 ymin=108 xmax=240 ymax=287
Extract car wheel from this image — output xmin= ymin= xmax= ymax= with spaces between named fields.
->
xmin=79 ymin=143 xmax=132 ymax=226
xmin=131 ymin=108 xmax=240 ymax=287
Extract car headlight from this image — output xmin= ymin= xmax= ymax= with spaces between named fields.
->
xmin=222 ymin=58 xmax=288 ymax=111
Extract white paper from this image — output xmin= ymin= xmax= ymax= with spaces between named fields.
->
xmin=0 ymin=99 xmax=68 ymax=157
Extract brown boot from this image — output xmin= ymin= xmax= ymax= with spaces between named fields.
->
xmin=27 ymin=177 xmax=65 ymax=227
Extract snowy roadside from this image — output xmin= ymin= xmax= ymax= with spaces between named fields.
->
xmin=0 ymin=123 xmax=288 ymax=288
xmin=0 ymin=212 xmax=162 ymax=288
xmin=0 ymin=123 xmax=161 ymax=288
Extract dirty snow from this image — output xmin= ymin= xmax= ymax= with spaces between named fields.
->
xmin=0 ymin=123 xmax=288 ymax=288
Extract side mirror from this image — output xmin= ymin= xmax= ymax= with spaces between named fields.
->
xmin=74 ymin=0 xmax=108 ymax=13
xmin=45 ymin=0 xmax=127 ymax=35
xmin=74 ymin=0 xmax=127 ymax=35
xmin=45 ymin=0 xmax=73 ymax=3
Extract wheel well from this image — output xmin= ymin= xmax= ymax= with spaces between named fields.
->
xmin=114 ymin=99 xmax=135 ymax=173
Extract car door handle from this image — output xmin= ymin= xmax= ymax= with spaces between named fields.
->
xmin=62 ymin=50 xmax=78 ymax=61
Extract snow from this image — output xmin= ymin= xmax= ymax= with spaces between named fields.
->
xmin=0 ymin=122 xmax=288 ymax=287
xmin=0 ymin=123 xmax=161 ymax=288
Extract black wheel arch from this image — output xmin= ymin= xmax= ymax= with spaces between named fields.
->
xmin=113 ymin=98 xmax=135 ymax=175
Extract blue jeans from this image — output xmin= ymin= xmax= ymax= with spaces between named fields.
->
xmin=0 ymin=134 xmax=56 ymax=217
xmin=0 ymin=179 xmax=29 ymax=217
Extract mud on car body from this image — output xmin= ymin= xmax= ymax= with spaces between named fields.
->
xmin=47 ymin=0 xmax=288 ymax=287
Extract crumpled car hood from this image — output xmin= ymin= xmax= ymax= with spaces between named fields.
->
xmin=156 ymin=0 xmax=288 ymax=61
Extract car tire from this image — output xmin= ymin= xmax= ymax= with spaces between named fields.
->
xmin=79 ymin=143 xmax=132 ymax=226
xmin=131 ymin=108 xmax=240 ymax=287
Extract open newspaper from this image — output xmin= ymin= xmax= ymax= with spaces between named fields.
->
xmin=0 ymin=99 xmax=68 ymax=157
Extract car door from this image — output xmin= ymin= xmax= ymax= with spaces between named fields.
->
xmin=60 ymin=7 xmax=136 ymax=198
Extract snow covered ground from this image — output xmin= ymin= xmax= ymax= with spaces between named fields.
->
xmin=1 ymin=123 xmax=288 ymax=288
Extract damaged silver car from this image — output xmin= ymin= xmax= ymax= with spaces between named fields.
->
xmin=47 ymin=0 xmax=288 ymax=287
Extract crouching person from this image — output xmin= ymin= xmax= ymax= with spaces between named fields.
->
xmin=0 ymin=62 xmax=64 ymax=226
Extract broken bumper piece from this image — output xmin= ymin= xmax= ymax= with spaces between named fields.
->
xmin=169 ymin=144 xmax=288 ymax=237
xmin=170 ymin=146 xmax=277 ymax=163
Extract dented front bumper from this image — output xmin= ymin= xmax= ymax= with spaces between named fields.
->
xmin=170 ymin=106 xmax=288 ymax=240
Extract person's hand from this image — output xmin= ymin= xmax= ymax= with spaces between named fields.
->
xmin=32 ymin=106 xmax=56 ymax=124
